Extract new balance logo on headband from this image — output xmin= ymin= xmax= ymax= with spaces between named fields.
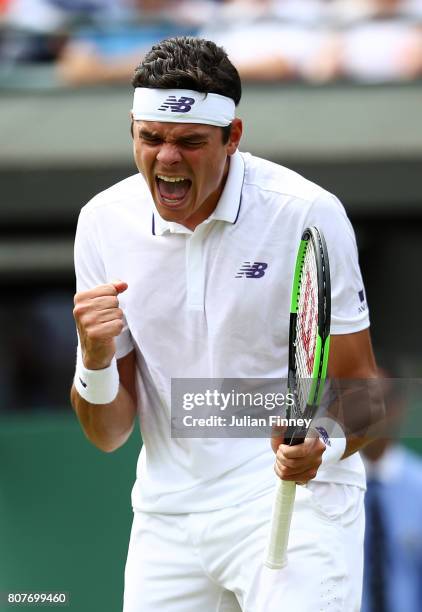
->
xmin=133 ymin=88 xmax=235 ymax=126
xmin=158 ymin=96 xmax=196 ymax=113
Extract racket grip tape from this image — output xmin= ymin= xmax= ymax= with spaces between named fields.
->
xmin=264 ymin=479 xmax=296 ymax=569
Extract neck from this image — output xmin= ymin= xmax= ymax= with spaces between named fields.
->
xmin=183 ymin=157 xmax=230 ymax=231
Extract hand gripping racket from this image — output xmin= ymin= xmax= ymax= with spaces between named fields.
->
xmin=264 ymin=226 xmax=331 ymax=569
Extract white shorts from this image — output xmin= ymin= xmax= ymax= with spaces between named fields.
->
xmin=123 ymin=483 xmax=365 ymax=612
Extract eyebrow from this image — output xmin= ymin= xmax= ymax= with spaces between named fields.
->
xmin=138 ymin=128 xmax=160 ymax=139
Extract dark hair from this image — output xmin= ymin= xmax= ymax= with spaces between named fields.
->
xmin=132 ymin=37 xmax=241 ymax=144
xmin=132 ymin=37 xmax=241 ymax=105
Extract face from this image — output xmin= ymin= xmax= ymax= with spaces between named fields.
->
xmin=133 ymin=118 xmax=242 ymax=230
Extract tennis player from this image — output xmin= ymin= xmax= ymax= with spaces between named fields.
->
xmin=71 ymin=37 xmax=379 ymax=611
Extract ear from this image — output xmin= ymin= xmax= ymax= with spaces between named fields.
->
xmin=130 ymin=111 xmax=135 ymax=139
xmin=227 ymin=118 xmax=243 ymax=155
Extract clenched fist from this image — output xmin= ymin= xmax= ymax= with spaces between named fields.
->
xmin=73 ymin=280 xmax=128 ymax=370
xmin=274 ymin=436 xmax=325 ymax=484
xmin=271 ymin=429 xmax=326 ymax=484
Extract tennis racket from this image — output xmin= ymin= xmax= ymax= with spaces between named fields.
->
xmin=264 ymin=226 xmax=331 ymax=569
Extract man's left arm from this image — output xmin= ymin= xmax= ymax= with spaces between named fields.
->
xmin=328 ymin=327 xmax=380 ymax=458
xmin=274 ymin=328 xmax=383 ymax=482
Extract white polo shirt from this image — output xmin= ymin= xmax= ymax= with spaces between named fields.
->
xmin=74 ymin=150 xmax=370 ymax=513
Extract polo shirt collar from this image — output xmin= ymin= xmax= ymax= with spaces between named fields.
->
xmin=152 ymin=150 xmax=244 ymax=236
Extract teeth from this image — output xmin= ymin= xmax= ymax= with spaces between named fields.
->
xmin=157 ymin=175 xmax=187 ymax=183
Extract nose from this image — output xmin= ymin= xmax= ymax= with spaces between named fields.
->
xmin=156 ymin=142 xmax=182 ymax=166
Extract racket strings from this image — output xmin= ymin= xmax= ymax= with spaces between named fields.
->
xmin=295 ymin=242 xmax=319 ymax=413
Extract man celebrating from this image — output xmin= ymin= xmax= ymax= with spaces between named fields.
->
xmin=72 ymin=37 xmax=377 ymax=611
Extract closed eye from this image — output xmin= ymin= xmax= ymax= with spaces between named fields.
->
xmin=179 ymin=139 xmax=206 ymax=148
xmin=138 ymin=129 xmax=162 ymax=144
xmin=140 ymin=135 xmax=162 ymax=145
xmin=138 ymin=130 xmax=208 ymax=148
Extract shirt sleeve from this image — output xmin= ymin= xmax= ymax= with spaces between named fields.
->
xmin=74 ymin=205 xmax=134 ymax=359
xmin=305 ymin=193 xmax=370 ymax=335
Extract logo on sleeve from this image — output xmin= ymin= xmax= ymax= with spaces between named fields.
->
xmin=358 ymin=289 xmax=367 ymax=313
xmin=158 ymin=96 xmax=196 ymax=113
xmin=315 ymin=426 xmax=331 ymax=447
xmin=236 ymin=262 xmax=268 ymax=279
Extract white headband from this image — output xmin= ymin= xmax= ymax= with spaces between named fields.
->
xmin=132 ymin=88 xmax=235 ymax=127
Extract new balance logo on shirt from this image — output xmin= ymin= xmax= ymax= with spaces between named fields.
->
xmin=236 ymin=262 xmax=268 ymax=278
xmin=158 ymin=96 xmax=196 ymax=113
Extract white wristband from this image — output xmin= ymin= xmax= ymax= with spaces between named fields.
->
xmin=312 ymin=417 xmax=346 ymax=467
xmin=74 ymin=347 xmax=119 ymax=405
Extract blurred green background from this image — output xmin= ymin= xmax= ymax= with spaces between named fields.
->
xmin=0 ymin=414 xmax=141 ymax=611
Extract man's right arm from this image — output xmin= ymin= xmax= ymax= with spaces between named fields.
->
xmin=71 ymin=351 xmax=137 ymax=452
xmin=71 ymin=281 xmax=137 ymax=453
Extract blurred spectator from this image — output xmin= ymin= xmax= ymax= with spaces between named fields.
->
xmin=362 ymin=445 xmax=422 ymax=611
xmin=273 ymin=0 xmax=330 ymax=24
xmin=0 ymin=0 xmax=133 ymax=63
xmin=0 ymin=0 xmax=69 ymax=63
xmin=5 ymin=0 xmax=68 ymax=33
xmin=55 ymin=0 xmax=217 ymax=85
xmin=199 ymin=0 xmax=331 ymax=81
xmin=215 ymin=0 xmax=275 ymax=21
xmin=0 ymin=0 xmax=171 ymax=65
xmin=341 ymin=0 xmax=422 ymax=82
xmin=202 ymin=0 xmax=422 ymax=83
xmin=308 ymin=0 xmax=422 ymax=81
xmin=0 ymin=0 xmax=12 ymax=17
xmin=361 ymin=374 xmax=422 ymax=612
xmin=1 ymin=0 xmax=422 ymax=85
xmin=331 ymin=0 xmax=422 ymax=22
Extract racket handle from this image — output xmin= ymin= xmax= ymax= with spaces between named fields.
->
xmin=264 ymin=479 xmax=296 ymax=569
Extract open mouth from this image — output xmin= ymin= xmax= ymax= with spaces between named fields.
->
xmin=155 ymin=175 xmax=192 ymax=208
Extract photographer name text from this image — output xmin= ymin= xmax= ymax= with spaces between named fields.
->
xmin=182 ymin=415 xmax=312 ymax=428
